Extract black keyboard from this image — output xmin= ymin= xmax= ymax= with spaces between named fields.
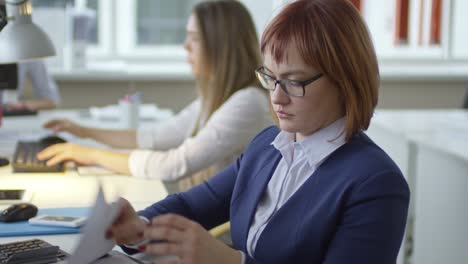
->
xmin=12 ymin=141 xmax=65 ymax=173
xmin=1 ymin=108 xmax=38 ymax=117
xmin=0 ymin=239 xmax=69 ymax=264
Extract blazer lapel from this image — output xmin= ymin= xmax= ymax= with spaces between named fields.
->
xmin=239 ymin=153 xmax=282 ymax=251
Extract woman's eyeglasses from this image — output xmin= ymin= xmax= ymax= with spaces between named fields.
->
xmin=255 ymin=67 xmax=323 ymax=97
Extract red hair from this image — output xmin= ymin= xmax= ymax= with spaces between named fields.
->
xmin=261 ymin=0 xmax=379 ymax=141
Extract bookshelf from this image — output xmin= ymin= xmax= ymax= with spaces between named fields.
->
xmin=362 ymin=0 xmax=467 ymax=62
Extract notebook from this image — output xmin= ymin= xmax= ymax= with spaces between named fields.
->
xmin=0 ymin=207 xmax=89 ymax=237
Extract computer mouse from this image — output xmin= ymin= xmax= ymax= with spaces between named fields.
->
xmin=39 ymin=135 xmax=67 ymax=145
xmin=0 ymin=157 xmax=9 ymax=167
xmin=0 ymin=203 xmax=38 ymax=222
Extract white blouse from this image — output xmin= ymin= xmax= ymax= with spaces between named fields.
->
xmin=128 ymin=87 xmax=273 ymax=181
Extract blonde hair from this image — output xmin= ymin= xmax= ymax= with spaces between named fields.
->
xmin=261 ymin=0 xmax=379 ymax=141
xmin=175 ymin=0 xmax=262 ymax=191
xmin=192 ymin=0 xmax=262 ymax=133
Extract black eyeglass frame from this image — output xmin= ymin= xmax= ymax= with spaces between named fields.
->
xmin=255 ymin=66 xmax=323 ymax=97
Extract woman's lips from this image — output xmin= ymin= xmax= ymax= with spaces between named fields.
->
xmin=276 ymin=110 xmax=293 ymax=119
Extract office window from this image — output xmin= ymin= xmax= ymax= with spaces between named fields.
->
xmin=136 ymin=0 xmax=192 ymax=45
xmin=116 ymin=0 xmax=199 ymax=59
xmin=30 ymin=0 xmax=199 ymax=65
xmin=86 ymin=0 xmax=99 ymax=44
xmin=30 ymin=0 xmax=110 ymax=65
xmin=32 ymin=0 xmax=99 ymax=44
xmin=86 ymin=0 xmax=112 ymax=57
xmin=30 ymin=0 xmax=70 ymax=68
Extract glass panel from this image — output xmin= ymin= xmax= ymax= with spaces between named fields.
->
xmin=86 ymin=0 xmax=99 ymax=44
xmin=136 ymin=0 xmax=197 ymax=45
xmin=30 ymin=0 xmax=72 ymax=68
xmin=32 ymin=0 xmax=98 ymax=44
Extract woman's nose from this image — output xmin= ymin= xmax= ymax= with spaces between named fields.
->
xmin=270 ymin=83 xmax=290 ymax=105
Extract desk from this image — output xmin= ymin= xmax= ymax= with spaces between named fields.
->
xmin=0 ymin=110 xmax=169 ymax=256
xmin=0 ymin=172 xmax=168 ymax=253
xmin=368 ymin=109 xmax=468 ymax=264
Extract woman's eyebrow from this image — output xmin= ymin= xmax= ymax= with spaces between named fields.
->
xmin=263 ymin=65 xmax=309 ymax=77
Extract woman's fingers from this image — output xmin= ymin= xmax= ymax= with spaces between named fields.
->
xmin=36 ymin=144 xmax=66 ymax=160
xmin=37 ymin=143 xmax=94 ymax=165
xmin=150 ymin=214 xmax=194 ymax=231
xmin=45 ymin=152 xmax=69 ymax=166
xmin=110 ymin=220 xmax=145 ymax=245
xmin=108 ymin=199 xmax=146 ymax=245
xmin=144 ymin=242 xmax=181 ymax=256
xmin=44 ymin=119 xmax=66 ymax=131
xmin=144 ymin=225 xmax=186 ymax=243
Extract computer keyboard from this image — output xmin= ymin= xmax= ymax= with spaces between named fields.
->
xmin=1 ymin=107 xmax=38 ymax=117
xmin=0 ymin=239 xmax=69 ymax=264
xmin=12 ymin=140 xmax=65 ymax=173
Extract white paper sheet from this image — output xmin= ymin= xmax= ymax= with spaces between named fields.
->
xmin=77 ymin=165 xmax=114 ymax=176
xmin=65 ymin=184 xmax=176 ymax=264
xmin=66 ymin=185 xmax=121 ymax=264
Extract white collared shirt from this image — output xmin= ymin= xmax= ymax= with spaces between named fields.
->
xmin=245 ymin=117 xmax=347 ymax=258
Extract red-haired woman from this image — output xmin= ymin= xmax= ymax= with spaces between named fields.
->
xmin=107 ymin=1 xmax=410 ymax=263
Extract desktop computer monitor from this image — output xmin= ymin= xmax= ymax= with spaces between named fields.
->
xmin=1 ymin=3 xmax=19 ymax=126
xmin=0 ymin=3 xmax=6 ymax=31
xmin=0 ymin=63 xmax=18 ymax=90
xmin=0 ymin=63 xmax=18 ymax=127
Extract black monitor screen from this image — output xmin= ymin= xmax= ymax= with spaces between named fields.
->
xmin=0 ymin=189 xmax=25 ymax=200
xmin=0 ymin=4 xmax=6 ymax=31
xmin=0 ymin=63 xmax=18 ymax=90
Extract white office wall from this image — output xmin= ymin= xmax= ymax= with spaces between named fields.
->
xmin=238 ymin=0 xmax=274 ymax=39
xmin=451 ymin=0 xmax=468 ymax=59
xmin=378 ymin=81 xmax=466 ymax=109
xmin=57 ymin=80 xmax=197 ymax=112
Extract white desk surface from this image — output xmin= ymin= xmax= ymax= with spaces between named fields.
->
xmin=0 ymin=109 xmax=169 ymax=255
xmin=0 ymin=171 xmax=168 ymax=252
xmin=371 ymin=109 xmax=468 ymax=161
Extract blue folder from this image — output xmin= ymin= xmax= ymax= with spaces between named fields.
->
xmin=0 ymin=207 xmax=90 ymax=237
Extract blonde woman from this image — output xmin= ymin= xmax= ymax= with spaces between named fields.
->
xmin=38 ymin=0 xmax=272 ymax=191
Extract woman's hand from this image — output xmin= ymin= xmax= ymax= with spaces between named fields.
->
xmin=106 ymin=198 xmax=147 ymax=245
xmin=142 ymin=214 xmax=241 ymax=264
xmin=5 ymin=102 xmax=30 ymax=111
xmin=43 ymin=119 xmax=86 ymax=138
xmin=36 ymin=143 xmax=100 ymax=166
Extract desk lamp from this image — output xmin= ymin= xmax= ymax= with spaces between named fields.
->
xmin=0 ymin=0 xmax=56 ymax=64
xmin=0 ymin=0 xmax=55 ymax=127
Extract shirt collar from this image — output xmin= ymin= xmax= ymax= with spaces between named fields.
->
xmin=271 ymin=130 xmax=295 ymax=164
xmin=271 ymin=117 xmax=347 ymax=167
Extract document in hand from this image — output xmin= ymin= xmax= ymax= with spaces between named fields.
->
xmin=66 ymin=185 xmax=122 ymax=264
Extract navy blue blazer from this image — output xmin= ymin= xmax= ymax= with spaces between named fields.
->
xmin=139 ymin=126 xmax=410 ymax=264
